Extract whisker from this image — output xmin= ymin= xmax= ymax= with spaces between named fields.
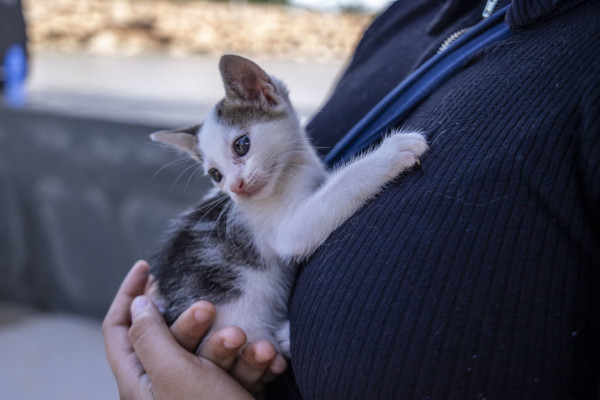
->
xmin=192 ymin=195 xmax=232 ymax=240
xmin=171 ymin=162 xmax=200 ymax=191
xmin=263 ymin=162 xmax=309 ymax=174
xmin=152 ymin=157 xmax=194 ymax=181
xmin=210 ymin=197 xmax=235 ymax=239
xmin=184 ymin=165 xmax=205 ymax=194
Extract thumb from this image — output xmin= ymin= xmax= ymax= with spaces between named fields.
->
xmin=129 ymin=298 xmax=254 ymax=400
xmin=129 ymin=296 xmax=191 ymax=377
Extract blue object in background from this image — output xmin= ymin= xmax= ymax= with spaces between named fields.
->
xmin=3 ymin=44 xmax=27 ymax=108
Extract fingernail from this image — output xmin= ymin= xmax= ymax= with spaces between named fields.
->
xmin=223 ymin=340 xmax=241 ymax=350
xmin=131 ymin=296 xmax=148 ymax=319
xmin=134 ymin=260 xmax=150 ymax=275
xmin=151 ymin=297 xmax=166 ymax=314
xmin=194 ymin=308 xmax=211 ymax=323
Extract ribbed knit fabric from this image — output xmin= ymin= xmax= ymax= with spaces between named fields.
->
xmin=266 ymin=0 xmax=600 ymax=399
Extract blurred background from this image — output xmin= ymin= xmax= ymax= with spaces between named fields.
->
xmin=0 ymin=0 xmax=392 ymax=398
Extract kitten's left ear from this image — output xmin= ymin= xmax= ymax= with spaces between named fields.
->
xmin=219 ymin=54 xmax=282 ymax=107
xmin=150 ymin=124 xmax=202 ymax=162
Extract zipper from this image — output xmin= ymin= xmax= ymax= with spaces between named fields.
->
xmin=482 ymin=0 xmax=500 ymax=19
xmin=436 ymin=0 xmax=500 ymax=54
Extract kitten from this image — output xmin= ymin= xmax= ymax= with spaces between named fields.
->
xmin=150 ymin=54 xmax=428 ymax=356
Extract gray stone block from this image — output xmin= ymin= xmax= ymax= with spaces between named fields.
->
xmin=0 ymin=106 xmax=210 ymax=319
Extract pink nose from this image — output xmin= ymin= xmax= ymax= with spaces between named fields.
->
xmin=230 ymin=179 xmax=246 ymax=194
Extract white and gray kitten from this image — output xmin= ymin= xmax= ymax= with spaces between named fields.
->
xmin=150 ymin=54 xmax=428 ymax=356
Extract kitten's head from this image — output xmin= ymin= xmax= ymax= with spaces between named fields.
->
xmin=151 ymin=55 xmax=303 ymax=203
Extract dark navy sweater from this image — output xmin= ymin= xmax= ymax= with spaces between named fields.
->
xmin=267 ymin=0 xmax=600 ymax=398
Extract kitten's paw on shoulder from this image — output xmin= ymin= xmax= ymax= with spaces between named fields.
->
xmin=389 ymin=131 xmax=428 ymax=156
xmin=384 ymin=131 xmax=428 ymax=169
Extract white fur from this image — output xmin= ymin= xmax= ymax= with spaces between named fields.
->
xmin=194 ymin=79 xmax=427 ymax=356
xmin=198 ymin=92 xmax=427 ymax=261
xmin=207 ymin=259 xmax=295 ymax=355
xmin=154 ymin=59 xmax=428 ymax=357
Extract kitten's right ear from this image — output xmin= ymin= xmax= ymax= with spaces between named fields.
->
xmin=150 ymin=124 xmax=202 ymax=162
xmin=219 ymin=54 xmax=281 ymax=107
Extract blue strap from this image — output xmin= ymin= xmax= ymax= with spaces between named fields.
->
xmin=324 ymin=5 xmax=512 ymax=167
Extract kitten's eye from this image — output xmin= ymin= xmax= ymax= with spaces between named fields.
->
xmin=233 ymin=135 xmax=250 ymax=157
xmin=208 ymin=168 xmax=222 ymax=183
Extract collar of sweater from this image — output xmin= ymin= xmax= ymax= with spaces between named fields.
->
xmin=431 ymin=0 xmax=589 ymax=31
xmin=506 ymin=0 xmax=589 ymax=29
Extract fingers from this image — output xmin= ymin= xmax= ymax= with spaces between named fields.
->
xmin=170 ymin=301 xmax=217 ymax=352
xmin=231 ymin=340 xmax=287 ymax=393
xmin=113 ymin=265 xmax=287 ymax=396
xmin=263 ymin=353 xmax=288 ymax=382
xmin=197 ymin=328 xmax=288 ymax=394
xmin=102 ymin=260 xmax=153 ymax=399
xmin=129 ymin=295 xmax=192 ymax=373
xmin=102 ymin=260 xmax=150 ymax=369
xmin=128 ymin=294 xmax=201 ymax=399
xmin=198 ymin=326 xmax=247 ymax=370
xmin=129 ymin=298 xmax=255 ymax=400
xmin=104 ymin=260 xmax=150 ymax=330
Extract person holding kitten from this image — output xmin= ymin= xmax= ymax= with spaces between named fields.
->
xmin=103 ymin=0 xmax=600 ymax=399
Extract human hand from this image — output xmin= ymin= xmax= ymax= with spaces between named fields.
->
xmin=171 ymin=301 xmax=287 ymax=394
xmin=102 ymin=260 xmax=287 ymax=399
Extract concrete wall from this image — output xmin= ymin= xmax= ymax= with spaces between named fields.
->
xmin=0 ymin=106 xmax=210 ymax=319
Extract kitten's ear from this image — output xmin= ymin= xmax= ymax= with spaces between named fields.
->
xmin=150 ymin=124 xmax=202 ymax=162
xmin=219 ymin=54 xmax=281 ymax=107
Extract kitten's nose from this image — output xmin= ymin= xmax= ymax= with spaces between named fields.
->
xmin=230 ymin=179 xmax=247 ymax=195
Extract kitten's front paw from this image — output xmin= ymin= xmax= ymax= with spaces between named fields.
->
xmin=276 ymin=320 xmax=291 ymax=358
xmin=384 ymin=131 xmax=428 ymax=172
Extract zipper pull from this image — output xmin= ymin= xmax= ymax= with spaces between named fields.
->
xmin=482 ymin=0 xmax=500 ymax=19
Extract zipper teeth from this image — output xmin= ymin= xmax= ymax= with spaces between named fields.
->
xmin=437 ymin=26 xmax=472 ymax=54
xmin=436 ymin=0 xmax=500 ymax=54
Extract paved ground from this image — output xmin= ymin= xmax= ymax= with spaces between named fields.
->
xmin=0 ymin=53 xmax=343 ymax=399
xmin=0 ymin=303 xmax=118 ymax=399
xmin=25 ymin=53 xmax=344 ymax=126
